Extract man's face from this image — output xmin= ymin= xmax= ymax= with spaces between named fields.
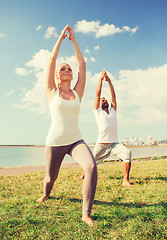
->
xmin=100 ymin=98 xmax=109 ymax=109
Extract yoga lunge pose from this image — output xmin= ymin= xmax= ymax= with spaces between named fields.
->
xmin=81 ymin=70 xmax=132 ymax=186
xmin=37 ymin=25 xmax=97 ymax=226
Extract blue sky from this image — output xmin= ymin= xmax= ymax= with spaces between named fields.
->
xmin=0 ymin=0 xmax=167 ymax=145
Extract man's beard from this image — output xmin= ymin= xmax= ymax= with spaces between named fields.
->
xmin=102 ymin=102 xmax=109 ymax=109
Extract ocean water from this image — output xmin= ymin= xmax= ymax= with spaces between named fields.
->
xmin=0 ymin=145 xmax=166 ymax=168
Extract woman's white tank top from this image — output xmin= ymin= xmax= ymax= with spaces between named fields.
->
xmin=46 ymin=90 xmax=82 ymax=146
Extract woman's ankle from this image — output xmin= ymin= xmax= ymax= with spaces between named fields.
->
xmin=82 ymin=215 xmax=94 ymax=226
xmin=37 ymin=195 xmax=47 ymax=203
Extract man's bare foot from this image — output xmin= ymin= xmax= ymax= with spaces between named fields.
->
xmin=82 ymin=215 xmax=94 ymax=226
xmin=123 ymin=180 xmax=132 ymax=187
xmin=37 ymin=195 xmax=47 ymax=203
xmin=79 ymin=174 xmax=85 ymax=180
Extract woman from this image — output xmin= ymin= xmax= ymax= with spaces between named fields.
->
xmin=37 ymin=25 xmax=97 ymax=226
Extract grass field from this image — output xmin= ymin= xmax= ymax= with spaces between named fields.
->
xmin=0 ymin=159 xmax=167 ymax=239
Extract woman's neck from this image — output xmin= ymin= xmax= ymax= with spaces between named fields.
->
xmin=59 ymin=87 xmax=72 ymax=93
xmin=58 ymin=82 xmax=75 ymax=100
xmin=59 ymin=82 xmax=71 ymax=92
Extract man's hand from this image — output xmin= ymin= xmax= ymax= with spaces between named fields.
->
xmin=100 ymin=70 xmax=110 ymax=82
xmin=100 ymin=70 xmax=107 ymax=81
xmin=103 ymin=71 xmax=111 ymax=82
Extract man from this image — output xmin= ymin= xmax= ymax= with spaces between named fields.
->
xmin=92 ymin=70 xmax=132 ymax=186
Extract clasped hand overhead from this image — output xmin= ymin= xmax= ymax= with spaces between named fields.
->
xmin=60 ymin=25 xmax=75 ymax=41
xmin=101 ymin=70 xmax=110 ymax=81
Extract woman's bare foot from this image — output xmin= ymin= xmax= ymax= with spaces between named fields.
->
xmin=123 ymin=180 xmax=132 ymax=187
xmin=37 ymin=195 xmax=47 ymax=203
xmin=82 ymin=215 xmax=94 ymax=226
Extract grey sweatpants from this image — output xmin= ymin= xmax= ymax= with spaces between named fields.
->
xmin=93 ymin=142 xmax=132 ymax=164
xmin=44 ymin=140 xmax=97 ymax=216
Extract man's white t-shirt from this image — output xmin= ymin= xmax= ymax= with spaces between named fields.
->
xmin=93 ymin=107 xmax=118 ymax=143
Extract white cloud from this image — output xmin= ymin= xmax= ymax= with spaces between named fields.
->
xmin=75 ymin=20 xmax=100 ymax=34
xmin=94 ymin=45 xmax=100 ymax=51
xmin=113 ymin=64 xmax=167 ymax=124
xmin=13 ymin=50 xmax=80 ymax=114
xmin=13 ymin=102 xmax=40 ymax=112
xmin=85 ymin=48 xmax=90 ymax=54
xmin=6 ymin=89 xmax=15 ymax=96
xmin=45 ymin=26 xmax=58 ymax=39
xmin=90 ymin=57 xmax=96 ymax=62
xmin=15 ymin=67 xmax=32 ymax=76
xmin=26 ymin=49 xmax=50 ymax=71
xmin=75 ymin=20 xmax=139 ymax=38
xmin=14 ymin=69 xmax=48 ymax=114
xmin=0 ymin=33 xmax=6 ymax=38
xmin=13 ymin=46 xmax=167 ymax=128
xmin=130 ymin=26 xmax=139 ymax=33
xmin=82 ymin=65 xmax=167 ymax=127
xmin=36 ymin=25 xmax=42 ymax=31
xmin=14 ymin=50 xmax=50 ymax=114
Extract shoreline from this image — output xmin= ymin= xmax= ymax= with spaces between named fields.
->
xmin=1 ymin=157 xmax=166 ymax=176
xmin=0 ymin=144 xmax=167 ymax=148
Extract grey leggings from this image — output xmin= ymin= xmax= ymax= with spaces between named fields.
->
xmin=44 ymin=140 xmax=97 ymax=216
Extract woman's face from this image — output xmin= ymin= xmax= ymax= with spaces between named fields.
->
xmin=56 ymin=64 xmax=73 ymax=82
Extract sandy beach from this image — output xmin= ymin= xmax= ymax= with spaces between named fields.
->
xmin=0 ymin=162 xmax=80 ymax=176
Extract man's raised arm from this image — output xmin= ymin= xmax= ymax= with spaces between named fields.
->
xmin=94 ymin=71 xmax=106 ymax=110
xmin=104 ymin=72 xmax=117 ymax=111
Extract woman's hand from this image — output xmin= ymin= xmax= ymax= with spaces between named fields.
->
xmin=66 ymin=25 xmax=76 ymax=41
xmin=60 ymin=25 xmax=69 ymax=40
xmin=59 ymin=25 xmax=76 ymax=41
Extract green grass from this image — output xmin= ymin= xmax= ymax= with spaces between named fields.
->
xmin=0 ymin=159 xmax=167 ymax=239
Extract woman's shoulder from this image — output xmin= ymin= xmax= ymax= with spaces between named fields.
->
xmin=48 ymin=89 xmax=58 ymax=104
xmin=73 ymin=89 xmax=80 ymax=100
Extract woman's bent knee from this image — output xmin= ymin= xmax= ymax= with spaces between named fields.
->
xmin=85 ymin=162 xmax=97 ymax=176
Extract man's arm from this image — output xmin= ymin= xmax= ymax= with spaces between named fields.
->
xmin=104 ymin=72 xmax=117 ymax=111
xmin=94 ymin=71 xmax=106 ymax=110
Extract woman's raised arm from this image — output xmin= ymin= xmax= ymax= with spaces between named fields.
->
xmin=67 ymin=26 xmax=86 ymax=101
xmin=46 ymin=25 xmax=68 ymax=101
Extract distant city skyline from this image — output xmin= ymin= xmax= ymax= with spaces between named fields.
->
xmin=0 ymin=0 xmax=167 ymax=145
